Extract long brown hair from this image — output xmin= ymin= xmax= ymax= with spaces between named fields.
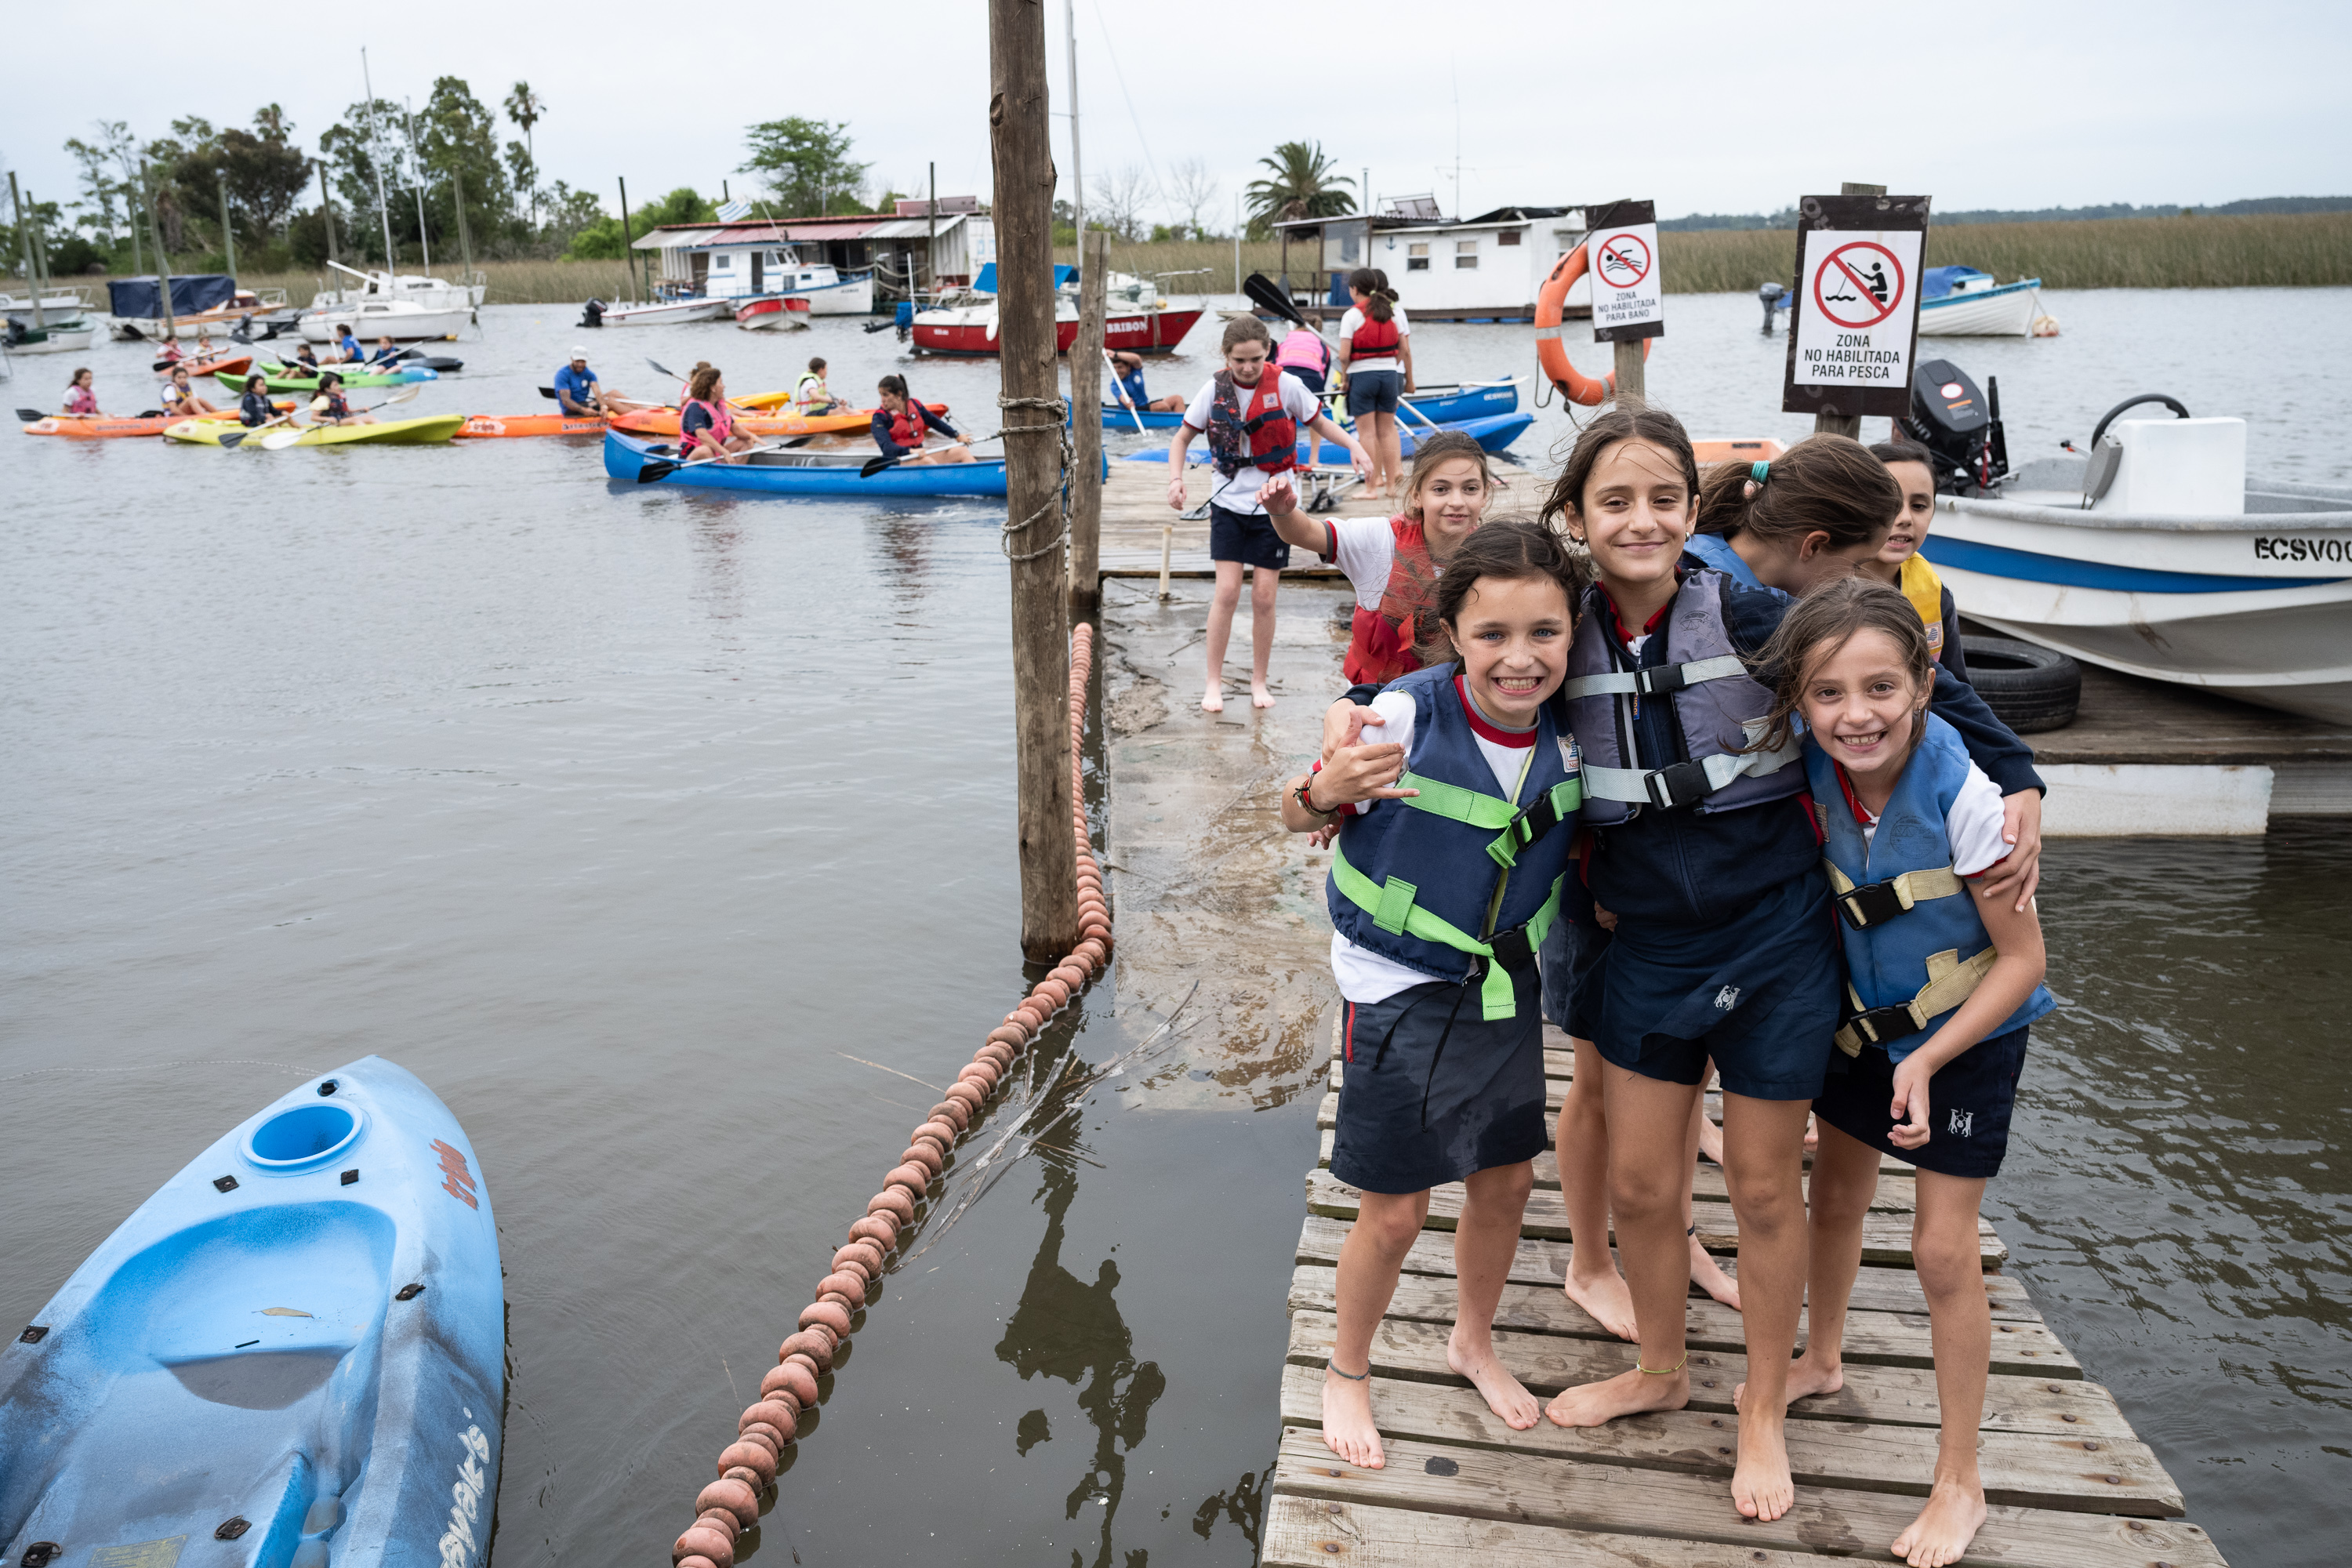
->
xmin=1537 ymin=405 xmax=1703 ymax=535
xmin=688 ymin=366 xmax=722 ymax=401
xmin=1747 ymin=576 xmax=1933 ymax=757
xmin=1347 ymin=267 xmax=1397 ymax=324
xmin=1693 ymin=434 xmax=1900 ymax=555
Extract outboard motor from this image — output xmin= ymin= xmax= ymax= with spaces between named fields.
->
xmin=1900 ymin=358 xmax=2009 ymax=495
xmin=1758 ymin=281 xmax=1788 ymax=335
xmin=579 ymin=298 xmax=606 ymax=329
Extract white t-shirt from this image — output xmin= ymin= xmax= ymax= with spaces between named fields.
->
xmin=1327 ymin=683 xmax=1558 ymax=1004
xmin=1846 ymin=757 xmax=2010 ymax=877
xmin=1338 ymin=305 xmax=1410 ymax=372
xmin=1181 ymin=369 xmax=1322 ymax=514
xmin=1324 ymin=515 xmax=1416 ymax=610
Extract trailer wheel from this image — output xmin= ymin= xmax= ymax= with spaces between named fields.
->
xmin=1961 ymin=636 xmax=2081 ymax=732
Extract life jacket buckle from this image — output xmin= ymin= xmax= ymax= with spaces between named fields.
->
xmin=1630 ymin=663 xmax=1688 ymax=699
xmin=1487 ymin=791 xmax=1567 ymax=869
xmin=1835 ymin=879 xmax=1913 ymax=930
xmin=1846 ymin=1002 xmax=1922 ymax=1046
xmin=1643 ymin=760 xmax=1712 ymax=810
xmin=1485 ymin=923 xmax=1537 ymax=975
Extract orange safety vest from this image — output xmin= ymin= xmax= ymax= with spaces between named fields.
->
xmin=1343 ymin=517 xmax=1438 ymax=687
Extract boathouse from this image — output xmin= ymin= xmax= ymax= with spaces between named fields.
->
xmin=632 ymin=202 xmax=997 ymax=304
xmin=1272 ymin=201 xmax=1595 ymax=322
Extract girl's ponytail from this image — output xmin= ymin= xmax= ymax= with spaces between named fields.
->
xmin=1693 ymin=434 xmax=1901 ymax=551
xmin=1348 ymin=267 xmax=1395 ymax=323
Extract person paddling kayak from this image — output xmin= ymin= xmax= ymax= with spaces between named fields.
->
xmin=309 ymin=371 xmax=376 ymax=427
xmin=680 ymin=366 xmax=759 ymax=463
xmin=238 ymin=372 xmax=276 ymax=427
xmin=1107 ymin=350 xmax=1185 ymax=414
xmin=872 ymin=375 xmax=971 ymax=464
xmin=161 ymin=365 xmax=221 ymax=419
xmin=333 ymin=324 xmax=365 ymax=363
xmin=367 ymin=334 xmax=405 ymax=369
xmin=63 ymin=367 xmax=100 ymax=416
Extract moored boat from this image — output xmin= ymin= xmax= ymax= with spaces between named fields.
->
xmin=1102 ymin=378 xmax=1522 ymax=431
xmin=0 ymin=1056 xmax=503 ymax=1568
xmin=454 ymin=412 xmax=609 ymax=438
xmin=913 ymin=263 xmax=1204 ymax=358
xmin=296 ymin=262 xmax=481 ymax=343
xmin=586 ymin=296 xmax=732 ymax=328
xmin=107 ymin=276 xmax=296 ymax=340
xmin=734 ymin=296 xmax=813 ymax=331
xmin=166 ymin=414 xmax=466 ymax=448
xmin=2 ymin=316 xmax=99 ymax=354
xmin=1918 ymin=267 xmax=2055 ymax=337
xmin=604 ymin=428 xmax=1020 ymax=497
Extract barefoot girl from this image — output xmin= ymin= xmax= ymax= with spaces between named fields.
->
xmin=1279 ymin=520 xmax=1588 ymax=1468
xmin=1337 ymin=269 xmax=1411 ymax=499
xmin=1528 ymin=415 xmax=2046 ymax=1524
xmin=1745 ymin=577 xmax=2052 ymax=1567
xmin=1167 ymin=318 xmax=1366 ymax=712
xmin=1864 ymin=440 xmax=1968 ymax=680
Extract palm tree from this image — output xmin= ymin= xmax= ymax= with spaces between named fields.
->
xmin=503 ymin=82 xmax=543 ymax=228
xmin=1244 ymin=140 xmax=1353 ymax=234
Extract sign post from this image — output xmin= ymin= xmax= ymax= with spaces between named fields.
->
xmin=1584 ymin=198 xmax=1662 ymax=406
xmin=1780 ymin=188 xmax=1930 ymax=438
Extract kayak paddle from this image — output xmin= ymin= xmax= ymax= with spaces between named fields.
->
xmin=634 ymin=435 xmax=806 ymax=483
xmin=256 ymin=384 xmax=423 ymax=449
xmin=15 ymin=408 xmax=50 ymax=423
xmin=858 ymin=428 xmax=1005 ymax=478
xmin=220 ymin=413 xmax=296 ymax=448
xmin=1104 ymin=350 xmax=1147 ymax=434
xmin=1243 ymin=272 xmax=1313 ymax=332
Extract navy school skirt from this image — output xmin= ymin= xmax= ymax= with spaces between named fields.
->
xmin=1814 ymin=1025 xmax=2030 ymax=1179
xmin=1331 ymin=968 xmax=1549 ymax=1195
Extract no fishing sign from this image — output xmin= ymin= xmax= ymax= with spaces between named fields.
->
xmin=1585 ymin=198 xmax=1663 ymax=343
xmin=1781 ymin=192 xmax=1932 ymax=419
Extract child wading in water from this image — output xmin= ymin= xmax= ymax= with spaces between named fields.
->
xmin=1864 ymin=440 xmax=1968 ymax=679
xmin=1739 ymin=577 xmax=2052 ymax=1566
xmin=1167 ymin=318 xmax=1366 ymax=712
xmin=1280 ymin=521 xmax=1590 ymax=1468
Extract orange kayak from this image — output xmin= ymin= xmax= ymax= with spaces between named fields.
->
xmin=453 ymin=413 xmax=610 ymax=439
xmin=21 ymin=405 xmax=285 ymax=439
xmin=610 ymin=403 xmax=944 ymax=439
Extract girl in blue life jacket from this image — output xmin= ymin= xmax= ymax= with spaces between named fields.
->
xmin=1277 ymin=520 xmax=1589 ymax=1472
xmin=1520 ymin=412 xmax=2046 ymax=1528
xmin=1739 ymin=578 xmax=2051 ymax=1568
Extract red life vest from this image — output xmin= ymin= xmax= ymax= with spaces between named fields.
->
xmin=887 ymin=393 xmax=925 ymax=450
xmin=1348 ymin=308 xmax=1401 ymax=361
xmin=1344 ymin=517 xmax=1439 ymax=687
xmin=1203 ymin=369 xmax=1298 ymax=479
xmin=681 ymin=396 xmax=735 ymax=454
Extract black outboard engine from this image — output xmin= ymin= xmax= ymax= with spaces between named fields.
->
xmin=1899 ymin=358 xmax=2009 ymax=495
xmin=579 ymin=298 xmax=606 ymax=329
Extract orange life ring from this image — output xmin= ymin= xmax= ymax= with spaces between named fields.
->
xmin=1534 ymin=245 xmax=1652 ymax=406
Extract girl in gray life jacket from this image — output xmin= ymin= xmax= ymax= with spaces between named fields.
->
xmin=1278 ymin=520 xmax=1590 ymax=1472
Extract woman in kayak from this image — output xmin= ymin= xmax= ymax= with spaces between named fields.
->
xmin=161 ymin=366 xmax=221 ymax=419
xmin=680 ymin=366 xmax=760 ymax=464
xmin=63 ymin=368 xmax=99 ymax=416
xmin=238 ymin=372 xmax=278 ymax=428
xmin=308 ymin=372 xmax=375 ymax=427
xmin=872 ymin=375 xmax=971 ymax=465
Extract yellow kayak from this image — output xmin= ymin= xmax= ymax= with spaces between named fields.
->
xmin=165 ymin=414 xmax=466 ymax=448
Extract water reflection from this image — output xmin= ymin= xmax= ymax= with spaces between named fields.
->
xmin=996 ymin=1160 xmax=1165 ymax=1568
xmin=870 ymin=513 xmax=936 ymax=612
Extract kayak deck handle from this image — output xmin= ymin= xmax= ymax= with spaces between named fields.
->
xmin=213 ymin=1174 xmax=239 ymax=1192
xmin=340 ymin=1169 xmax=361 ymax=1186
xmin=395 ymin=1283 xmax=426 ymax=1301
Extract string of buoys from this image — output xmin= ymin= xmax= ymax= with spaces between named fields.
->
xmin=673 ymin=623 xmax=1107 ymax=1568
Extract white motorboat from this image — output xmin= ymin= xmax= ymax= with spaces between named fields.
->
xmin=1911 ymin=372 xmax=2352 ymax=724
xmin=299 ymin=262 xmax=481 ymax=343
xmin=1918 ymin=267 xmax=2056 ymax=337
xmin=584 ymin=296 xmax=731 ymax=327
xmin=0 ymin=285 xmax=98 ymax=319
xmin=2 ymin=316 xmax=99 ymax=354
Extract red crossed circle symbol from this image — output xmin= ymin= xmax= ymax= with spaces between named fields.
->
xmin=1812 ymin=241 xmax=1904 ymax=329
xmin=1593 ymin=233 xmax=1651 ymax=289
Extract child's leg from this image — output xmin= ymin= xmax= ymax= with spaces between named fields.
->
xmin=1738 ymin=1120 xmax=1876 ymax=1410
xmin=1248 ymin=564 xmax=1279 ymax=707
xmin=1324 ymin=1188 xmax=1430 ymax=1468
xmin=1203 ymin=559 xmax=1243 ymax=710
xmin=1559 ymin=1036 xmax=1635 ymax=1340
xmin=1889 ymin=1171 xmax=1991 ymax=1567
xmin=1378 ymin=412 xmax=1404 ymax=495
xmin=1716 ymin=1091 xmax=1813 ymax=1523
xmin=1695 ymin=1062 xmax=1726 ymax=1165
xmin=1685 ymin=1083 xmax=1741 ymax=1310
xmin=1546 ymin=1066 xmax=1700 ymax=1428
xmin=1451 ymin=1160 xmax=1541 ymax=1428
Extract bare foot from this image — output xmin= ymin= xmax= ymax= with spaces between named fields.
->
xmin=1697 ymin=1112 xmax=1726 ymax=1166
xmin=1889 ymin=1474 xmax=1988 ymax=1567
xmin=1563 ymin=1265 xmax=1639 ymax=1341
xmin=1319 ymin=1363 xmax=1384 ymax=1468
xmin=1544 ymin=1363 xmax=1689 ymax=1428
xmin=1731 ymin=1412 xmax=1795 ymax=1521
xmin=1689 ymin=1232 xmax=1741 ymax=1312
xmin=1251 ymin=683 xmax=1277 ymax=710
xmin=1733 ymin=1352 xmax=1842 ymax=1413
xmin=1201 ymin=684 xmax=1225 ymax=713
xmin=1447 ymin=1326 xmax=1540 ymax=1431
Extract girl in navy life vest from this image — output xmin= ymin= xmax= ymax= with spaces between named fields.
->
xmin=1338 ymin=267 xmax=1412 ymax=500
xmin=1497 ymin=410 xmax=2046 ymax=1526
xmin=1742 ymin=578 xmax=2051 ymax=1568
xmin=1278 ymin=519 xmax=1590 ymax=1471
xmin=1166 ymin=316 xmax=1367 ymax=712
xmin=307 ymin=372 xmax=373 ymax=427
xmin=870 ymin=373 xmax=970 ymax=465
xmin=680 ymin=367 xmax=759 ymax=465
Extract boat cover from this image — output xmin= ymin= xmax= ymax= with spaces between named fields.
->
xmin=1922 ymin=267 xmax=1992 ymax=301
xmin=107 ymin=274 xmax=238 ymax=318
xmin=972 ymin=263 xmax=1080 ymax=295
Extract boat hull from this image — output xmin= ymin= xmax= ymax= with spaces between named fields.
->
xmin=0 ymin=1056 xmax=503 ymax=1568
xmin=298 ymin=304 xmax=471 ymax=343
xmin=604 ymin=429 xmax=1017 ymax=497
xmin=24 ymin=408 xmax=270 ymax=439
xmin=1919 ymin=278 xmax=2044 ymax=336
xmin=1927 ymin=481 xmax=2352 ymax=723
xmin=455 ymin=413 xmax=610 ymax=438
xmin=2 ymin=319 xmax=99 ymax=354
xmin=913 ymin=307 xmax=1206 ymax=357
xmin=595 ymin=298 xmax=732 ymax=327
xmin=166 ymin=414 xmax=466 ymax=448
xmin=734 ymin=297 xmax=813 ymax=331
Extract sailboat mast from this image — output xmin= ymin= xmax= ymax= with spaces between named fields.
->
xmin=405 ymin=97 xmax=432 ymax=272
xmin=361 ymin=48 xmax=397 ymax=269
xmin=1066 ymin=0 xmax=1083 ymax=240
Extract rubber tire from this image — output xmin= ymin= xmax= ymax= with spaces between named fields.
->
xmin=1961 ymin=636 xmax=2081 ymax=733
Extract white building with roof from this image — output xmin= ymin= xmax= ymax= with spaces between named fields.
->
xmin=1271 ymin=204 xmax=1595 ymax=323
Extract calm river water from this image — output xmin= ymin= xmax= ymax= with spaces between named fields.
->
xmin=2 ymin=291 xmax=2346 ymax=1565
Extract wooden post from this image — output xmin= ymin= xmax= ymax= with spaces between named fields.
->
xmin=1069 ymin=227 xmax=1108 ymax=615
xmin=990 ymin=0 xmax=1080 ymax=962
xmin=144 ymin=162 xmax=176 ymax=338
xmin=1613 ymin=339 xmax=1645 ymax=408
xmin=9 ymin=175 xmax=46 ymax=330
xmin=218 ymin=171 xmax=236 ymax=274
xmin=319 ymin=161 xmax=338 ymax=267
xmin=1159 ymin=525 xmax=1173 ymax=600
xmin=1813 ymin=182 xmax=1887 ymax=439
xmin=927 ymin=162 xmax=938 ymax=302
xmin=618 ymin=177 xmax=639 ymax=302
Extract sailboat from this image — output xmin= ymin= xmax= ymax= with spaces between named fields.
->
xmin=299 ymin=260 xmax=479 ymax=343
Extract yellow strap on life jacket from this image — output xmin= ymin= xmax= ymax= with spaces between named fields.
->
xmin=1834 ymin=945 xmax=1998 ymax=1057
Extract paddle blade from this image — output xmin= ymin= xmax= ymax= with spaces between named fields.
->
xmin=259 ymin=427 xmax=307 ymax=450
xmin=539 ymin=386 xmax=561 ymax=399
xmin=634 ymin=460 xmax=677 ymax=484
xmin=216 ymin=430 xmax=249 ymax=448
xmin=646 ymin=358 xmax=677 ymax=381
xmin=16 ymin=408 xmax=47 ymax=423
xmin=858 ymin=454 xmax=896 ymax=477
xmin=1243 ymin=273 xmax=1308 ymax=328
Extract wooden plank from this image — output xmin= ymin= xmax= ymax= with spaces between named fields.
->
xmin=1264 ymin=1493 xmax=1838 ymax=1568
xmin=1287 ymin=1311 xmax=2126 ymax=1440
xmin=1287 ymin=1265 xmax=2079 ymax=1380
xmin=1267 ymin=1432 xmax=2227 ymax=1568
xmin=1275 ymin=1363 xmax=2185 ymax=1518
xmin=1305 ymin=1167 xmax=2009 ymax=1269
xmin=1315 ymin=1127 xmax=1920 ymax=1210
xmin=1291 ymin=1214 xmax=2048 ymax=1323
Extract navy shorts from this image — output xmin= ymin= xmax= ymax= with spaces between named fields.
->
xmin=1345 ymin=368 xmax=1401 ymax=416
xmin=1540 ymin=915 xmax=1609 ymax=1038
xmin=1814 ymin=1025 xmax=2030 ymax=1179
xmin=1283 ymin=365 xmax=1327 ymax=395
xmin=1208 ymin=503 xmax=1290 ymax=570
xmin=1333 ymin=972 xmax=1548 ymax=1195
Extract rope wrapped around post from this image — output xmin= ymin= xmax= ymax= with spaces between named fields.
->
xmin=996 ymin=393 xmax=1071 ymax=562
xmin=670 ymin=624 xmax=1109 ymax=1568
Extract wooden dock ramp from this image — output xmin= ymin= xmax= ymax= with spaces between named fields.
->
xmin=1264 ymin=1022 xmax=2229 ymax=1567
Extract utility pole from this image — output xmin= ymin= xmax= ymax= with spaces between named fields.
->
xmin=619 ymin=177 xmax=639 ymax=300
xmin=1069 ymin=227 xmax=1109 ymax=616
xmin=1814 ymin=181 xmax=1886 ymax=440
xmin=927 ymin=161 xmax=938 ymax=303
xmin=1065 ymin=0 xmax=1083 ymax=241
xmin=218 ymin=170 xmax=236 ymax=274
xmin=319 ymin=161 xmax=339 ymax=267
xmin=990 ymin=0 xmax=1080 ymax=961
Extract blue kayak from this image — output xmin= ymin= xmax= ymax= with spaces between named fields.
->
xmin=1123 ymin=409 xmax=1533 ymax=464
xmin=1099 ymin=379 xmax=1519 ymax=432
xmin=1 ymin=1058 xmax=503 ymax=1568
xmin=604 ymin=430 xmax=1105 ymax=498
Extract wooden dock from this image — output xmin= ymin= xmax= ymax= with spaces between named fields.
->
xmin=1098 ymin=450 xmax=1385 ymax=579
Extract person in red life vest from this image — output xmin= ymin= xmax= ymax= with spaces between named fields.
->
xmin=1167 ymin=317 xmax=1367 ymax=712
xmin=1106 ymin=350 xmax=1185 ymax=414
xmin=1262 ymin=429 xmax=1501 ymax=694
xmin=871 ymin=373 xmax=971 ymax=465
xmin=1338 ymin=267 xmax=1414 ymax=500
xmin=679 ymin=366 xmax=759 ymax=464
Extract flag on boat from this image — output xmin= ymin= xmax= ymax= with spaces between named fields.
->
xmin=717 ymin=199 xmax=751 ymax=223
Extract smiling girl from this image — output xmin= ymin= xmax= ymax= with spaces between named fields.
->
xmin=1279 ymin=520 xmax=1588 ymax=1471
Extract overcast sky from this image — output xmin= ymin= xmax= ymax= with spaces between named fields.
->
xmin=4 ymin=0 xmax=2347 ymax=230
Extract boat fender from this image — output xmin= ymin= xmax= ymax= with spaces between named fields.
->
xmin=1534 ymin=245 xmax=1649 ymax=407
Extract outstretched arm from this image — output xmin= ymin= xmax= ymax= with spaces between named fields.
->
xmin=1260 ymin=472 xmax=1330 ymax=553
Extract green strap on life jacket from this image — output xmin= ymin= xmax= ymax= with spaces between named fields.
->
xmin=1330 ymin=839 xmax=1566 ymax=1021
xmin=1393 ymin=771 xmax=1583 ymax=867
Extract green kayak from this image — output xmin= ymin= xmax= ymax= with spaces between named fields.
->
xmin=214 ymin=363 xmax=440 ymax=393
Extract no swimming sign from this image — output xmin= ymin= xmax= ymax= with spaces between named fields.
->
xmin=1584 ymin=199 xmax=1664 ymax=343
xmin=1780 ymin=193 xmax=1931 ymax=419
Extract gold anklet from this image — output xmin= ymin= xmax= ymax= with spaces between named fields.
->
xmin=1635 ymin=1352 xmax=1688 ymax=1376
